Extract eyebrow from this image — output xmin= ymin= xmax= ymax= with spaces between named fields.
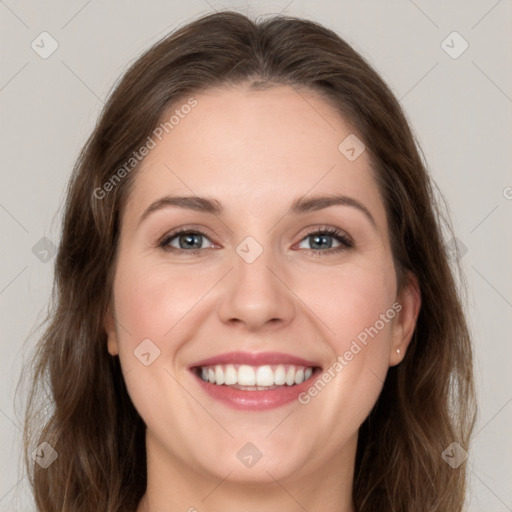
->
xmin=139 ymin=194 xmax=376 ymax=227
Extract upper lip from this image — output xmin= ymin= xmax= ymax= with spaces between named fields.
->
xmin=189 ymin=351 xmax=321 ymax=369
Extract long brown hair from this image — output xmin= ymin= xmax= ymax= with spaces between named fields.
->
xmin=20 ymin=11 xmax=476 ymax=511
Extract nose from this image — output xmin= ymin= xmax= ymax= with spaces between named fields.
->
xmin=216 ymin=243 xmax=296 ymax=332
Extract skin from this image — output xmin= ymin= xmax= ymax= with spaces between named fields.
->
xmin=104 ymin=84 xmax=421 ymax=512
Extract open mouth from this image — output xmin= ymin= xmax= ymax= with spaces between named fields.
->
xmin=193 ymin=364 xmax=317 ymax=390
xmin=189 ymin=353 xmax=322 ymax=410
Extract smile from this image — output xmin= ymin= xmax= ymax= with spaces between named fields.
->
xmin=190 ymin=352 xmax=322 ymax=410
xmin=197 ymin=364 xmax=314 ymax=389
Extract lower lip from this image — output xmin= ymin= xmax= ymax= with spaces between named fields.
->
xmin=192 ymin=369 xmax=321 ymax=411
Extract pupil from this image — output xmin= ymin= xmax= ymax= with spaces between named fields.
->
xmin=311 ymin=234 xmax=332 ymax=250
xmin=180 ymin=233 xmax=202 ymax=249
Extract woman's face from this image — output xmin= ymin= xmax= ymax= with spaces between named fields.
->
xmin=106 ymin=84 xmax=419 ymax=487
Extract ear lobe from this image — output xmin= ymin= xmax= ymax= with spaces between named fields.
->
xmin=389 ymin=272 xmax=421 ymax=366
xmin=104 ymin=306 xmax=119 ymax=356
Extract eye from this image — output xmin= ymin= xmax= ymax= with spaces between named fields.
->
xmin=296 ymin=227 xmax=353 ymax=255
xmin=157 ymin=226 xmax=353 ymax=255
xmin=159 ymin=229 xmax=215 ymax=253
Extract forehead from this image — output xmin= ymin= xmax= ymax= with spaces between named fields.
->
xmin=123 ymin=84 xmax=386 ymax=229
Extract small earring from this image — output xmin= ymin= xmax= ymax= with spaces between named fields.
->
xmin=396 ymin=348 xmax=401 ymax=356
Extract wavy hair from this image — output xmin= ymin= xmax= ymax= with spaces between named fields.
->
xmin=20 ymin=11 xmax=476 ymax=511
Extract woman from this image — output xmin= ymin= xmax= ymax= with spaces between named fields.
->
xmin=22 ymin=11 xmax=476 ymax=512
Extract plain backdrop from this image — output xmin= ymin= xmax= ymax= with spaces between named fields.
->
xmin=1 ymin=1 xmax=511 ymax=510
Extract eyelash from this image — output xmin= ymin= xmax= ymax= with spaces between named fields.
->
xmin=157 ymin=226 xmax=353 ymax=256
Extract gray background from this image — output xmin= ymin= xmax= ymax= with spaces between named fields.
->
xmin=1 ymin=1 xmax=511 ymax=510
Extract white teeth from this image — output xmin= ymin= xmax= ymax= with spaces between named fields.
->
xmin=238 ymin=365 xmax=256 ymax=386
xmin=256 ymin=365 xmax=274 ymax=386
xmin=198 ymin=364 xmax=316 ymax=388
xmin=215 ymin=365 xmax=224 ymax=385
xmin=285 ymin=366 xmax=296 ymax=386
xmin=274 ymin=365 xmax=286 ymax=385
xmin=294 ymin=368 xmax=305 ymax=384
xmin=224 ymin=364 xmax=237 ymax=385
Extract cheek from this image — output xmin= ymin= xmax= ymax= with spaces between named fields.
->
xmin=113 ymin=259 xmax=214 ymax=348
xmin=294 ymin=254 xmax=397 ymax=353
xmin=113 ymin=246 xmax=397 ymax=370
xmin=291 ymin=257 xmax=397 ymax=423
xmin=110 ymin=260 xmax=212 ymax=451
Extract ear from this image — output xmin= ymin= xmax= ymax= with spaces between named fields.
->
xmin=389 ymin=272 xmax=421 ymax=366
xmin=104 ymin=304 xmax=119 ymax=356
